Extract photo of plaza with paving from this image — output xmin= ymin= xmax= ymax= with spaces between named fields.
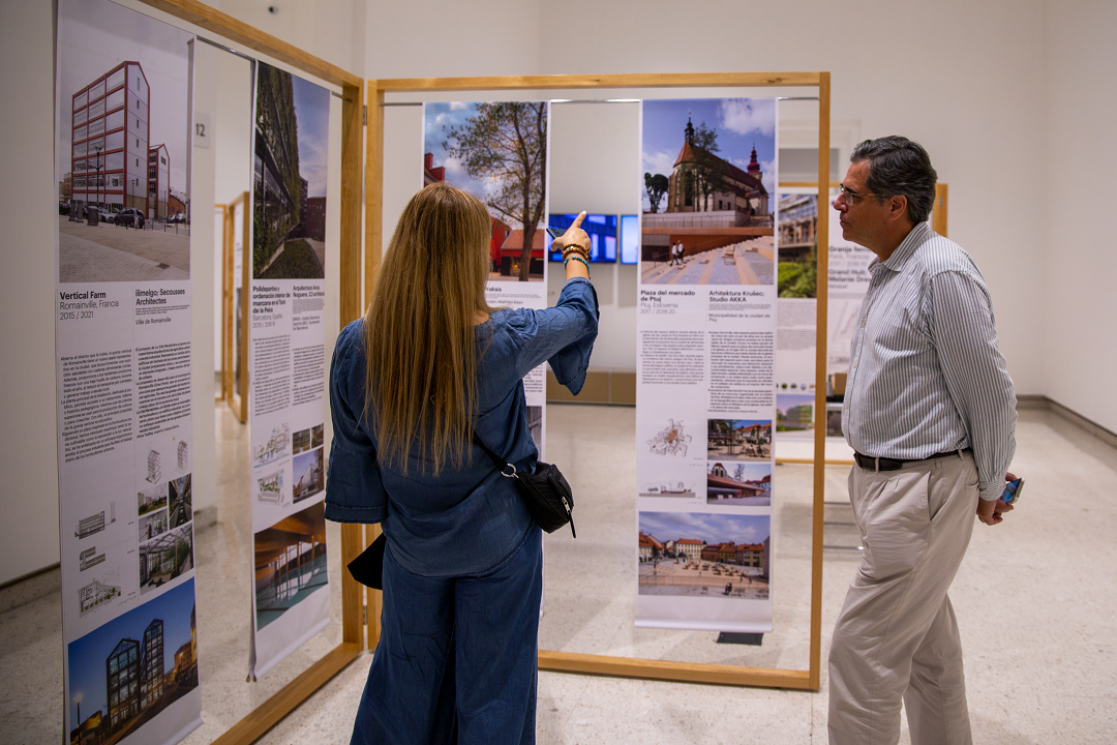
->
xmin=638 ymin=511 xmax=770 ymax=599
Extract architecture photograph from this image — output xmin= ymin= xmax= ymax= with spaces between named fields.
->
xmin=776 ymin=192 xmax=818 ymax=298
xmin=138 ymin=525 xmax=193 ymax=595
xmin=641 ymin=98 xmax=776 ymax=285
xmin=252 ymin=63 xmax=330 ymax=280
xmin=291 ymin=447 xmax=324 ymax=503
xmin=66 ymin=580 xmax=197 ymax=745
xmin=707 ymin=419 xmax=772 ymax=461
xmin=55 ymin=3 xmax=193 ymax=283
xmin=253 ymin=502 xmax=328 ymax=630
xmin=638 ymin=511 xmax=771 ymax=598
xmin=168 ymin=474 xmax=191 ymax=529
xmin=706 ymin=462 xmax=772 ymax=506
xmin=776 ymin=392 xmax=814 ymax=433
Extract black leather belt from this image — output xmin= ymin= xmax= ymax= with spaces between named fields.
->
xmin=853 ymin=449 xmax=971 ymax=472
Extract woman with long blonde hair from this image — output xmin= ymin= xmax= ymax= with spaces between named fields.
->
xmin=326 ymin=183 xmax=598 ymax=744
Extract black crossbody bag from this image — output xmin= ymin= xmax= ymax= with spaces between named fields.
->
xmin=472 ymin=432 xmax=576 ymax=538
xmin=347 ymin=430 xmax=577 ymax=590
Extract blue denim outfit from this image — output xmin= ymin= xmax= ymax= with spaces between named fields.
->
xmin=326 ymin=278 xmax=598 ymax=744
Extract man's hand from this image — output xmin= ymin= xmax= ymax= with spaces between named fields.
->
xmin=977 ymin=471 xmax=1016 ymax=526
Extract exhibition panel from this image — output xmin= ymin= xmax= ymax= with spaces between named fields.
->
xmin=635 ymin=97 xmax=779 ymax=634
xmin=367 ymin=71 xmax=832 ymax=691
xmin=247 ymin=62 xmax=333 ymax=680
xmin=55 ymin=1 xmax=201 ymax=743
xmin=54 ymin=1 xmax=368 ymax=744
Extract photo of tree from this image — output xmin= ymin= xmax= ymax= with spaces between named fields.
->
xmin=252 ymin=63 xmax=330 ymax=279
xmin=707 ymin=419 xmax=772 ymax=461
xmin=640 ymin=98 xmax=777 ymax=286
xmin=423 ymin=101 xmax=549 ymax=282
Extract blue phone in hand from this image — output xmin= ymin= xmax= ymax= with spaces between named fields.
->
xmin=1001 ymin=477 xmax=1024 ymax=504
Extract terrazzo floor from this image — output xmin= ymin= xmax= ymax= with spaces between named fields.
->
xmin=3 ymin=405 xmax=1116 ymax=744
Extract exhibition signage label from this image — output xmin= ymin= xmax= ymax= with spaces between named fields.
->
xmin=55 ymin=0 xmax=201 ymax=742
xmin=422 ymin=101 xmax=552 ymax=454
xmin=635 ymin=98 xmax=779 ymax=632
xmin=247 ymin=63 xmax=334 ymax=678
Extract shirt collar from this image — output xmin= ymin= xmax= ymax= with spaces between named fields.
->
xmin=872 ymin=222 xmax=931 ymax=273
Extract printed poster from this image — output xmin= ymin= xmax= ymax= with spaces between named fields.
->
xmin=636 ymin=98 xmax=777 ymax=632
xmin=775 ymin=190 xmax=873 ymax=440
xmin=55 ymin=0 xmax=201 ymax=743
xmin=248 ymin=62 xmax=332 ymax=678
xmin=422 ymin=101 xmax=551 ymax=453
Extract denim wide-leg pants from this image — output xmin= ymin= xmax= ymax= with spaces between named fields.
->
xmin=351 ymin=526 xmax=543 ymax=745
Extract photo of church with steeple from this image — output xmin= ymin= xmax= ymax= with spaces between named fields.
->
xmin=662 ymin=116 xmax=770 ymax=223
xmin=641 ymin=98 xmax=777 ymax=286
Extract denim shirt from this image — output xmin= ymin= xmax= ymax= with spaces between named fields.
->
xmin=325 ymin=278 xmax=599 ymax=577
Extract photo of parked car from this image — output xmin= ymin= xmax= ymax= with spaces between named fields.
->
xmin=115 ymin=207 xmax=146 ymax=228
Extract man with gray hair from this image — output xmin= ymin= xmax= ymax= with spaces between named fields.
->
xmin=828 ymin=136 xmax=1017 ymax=744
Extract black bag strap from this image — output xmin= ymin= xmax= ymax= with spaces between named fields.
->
xmin=471 ymin=430 xmax=518 ymax=477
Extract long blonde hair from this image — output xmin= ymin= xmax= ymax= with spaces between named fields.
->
xmin=364 ymin=183 xmax=493 ymax=475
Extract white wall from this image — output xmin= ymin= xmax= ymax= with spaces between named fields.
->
xmin=4 ymin=0 xmax=1115 ymax=582
xmin=210 ymin=50 xmax=253 ymax=372
xmin=0 ymin=0 xmax=61 ymax=585
xmin=1043 ymin=0 xmax=1117 ymax=434
xmin=533 ymin=0 xmax=1050 ymax=400
xmin=211 ymin=0 xmax=366 ymax=78
xmin=190 ymin=41 xmax=219 ymax=522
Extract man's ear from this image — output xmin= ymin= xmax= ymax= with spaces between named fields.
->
xmin=888 ymin=194 xmax=909 ymax=223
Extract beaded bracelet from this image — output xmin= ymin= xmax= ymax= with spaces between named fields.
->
xmin=562 ymin=245 xmax=589 ymax=261
xmin=564 ymin=254 xmax=591 ymax=275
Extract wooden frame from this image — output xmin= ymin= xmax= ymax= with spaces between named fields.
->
xmin=223 ymin=192 xmax=249 ymax=421
xmin=215 ymin=202 xmax=227 ymax=403
xmin=134 ymin=2 xmax=367 ymax=744
xmin=366 ymin=72 xmax=831 ymax=691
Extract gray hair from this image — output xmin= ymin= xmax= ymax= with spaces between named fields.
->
xmin=851 ymin=136 xmax=937 ymax=225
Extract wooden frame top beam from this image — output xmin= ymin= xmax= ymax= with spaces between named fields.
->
xmin=375 ymin=71 xmax=824 ymax=92
xmin=141 ymin=0 xmax=362 ymax=89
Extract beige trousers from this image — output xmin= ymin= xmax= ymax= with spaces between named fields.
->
xmin=828 ymin=452 xmax=979 ymax=745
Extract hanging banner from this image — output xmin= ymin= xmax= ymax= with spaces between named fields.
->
xmin=775 ymin=191 xmax=874 ymax=440
xmin=635 ymin=98 xmax=778 ymax=632
xmin=247 ymin=62 xmax=332 ymax=678
xmin=422 ymin=101 xmax=551 ymax=453
xmin=56 ymin=1 xmax=200 ymax=743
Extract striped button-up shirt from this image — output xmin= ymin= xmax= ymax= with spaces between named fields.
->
xmin=843 ymin=222 xmax=1016 ymax=501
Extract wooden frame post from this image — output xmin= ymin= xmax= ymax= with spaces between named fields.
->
xmin=365 ymin=72 xmax=831 ymax=691
xmin=135 ymin=2 xmax=367 ymax=743
xmin=224 ymin=191 xmax=249 ymax=423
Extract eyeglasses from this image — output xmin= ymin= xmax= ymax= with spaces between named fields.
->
xmin=837 ymin=183 xmax=882 ymax=203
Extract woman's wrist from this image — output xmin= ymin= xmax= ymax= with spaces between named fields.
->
xmin=561 ymin=244 xmax=589 ymax=261
xmin=563 ymin=254 xmax=591 ymax=277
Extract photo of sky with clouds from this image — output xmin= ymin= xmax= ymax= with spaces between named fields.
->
xmin=290 ymin=75 xmax=330 ymax=199
xmin=639 ymin=511 xmax=770 ymax=545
